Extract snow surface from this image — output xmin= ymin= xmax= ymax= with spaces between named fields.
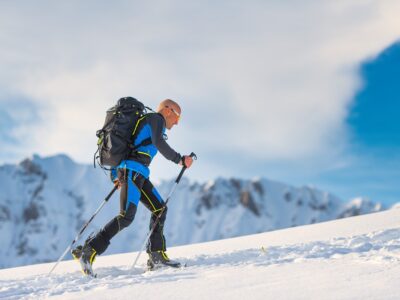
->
xmin=1 ymin=208 xmax=400 ymax=300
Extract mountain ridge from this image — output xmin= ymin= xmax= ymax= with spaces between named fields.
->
xmin=0 ymin=153 xmax=388 ymax=269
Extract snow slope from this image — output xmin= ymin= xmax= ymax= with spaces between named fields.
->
xmin=1 ymin=208 xmax=400 ymax=300
xmin=0 ymin=154 xmax=385 ymax=269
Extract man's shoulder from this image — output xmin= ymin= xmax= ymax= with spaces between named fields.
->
xmin=145 ymin=112 xmax=164 ymax=124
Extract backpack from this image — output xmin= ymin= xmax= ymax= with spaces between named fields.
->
xmin=94 ymin=97 xmax=151 ymax=168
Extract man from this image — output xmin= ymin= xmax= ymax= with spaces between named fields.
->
xmin=73 ymin=99 xmax=194 ymax=275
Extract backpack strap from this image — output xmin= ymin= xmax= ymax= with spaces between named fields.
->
xmin=129 ymin=114 xmax=153 ymax=160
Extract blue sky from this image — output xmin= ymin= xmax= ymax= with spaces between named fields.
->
xmin=349 ymin=42 xmax=400 ymax=148
xmin=344 ymin=42 xmax=400 ymax=205
xmin=280 ymin=42 xmax=400 ymax=206
xmin=0 ymin=1 xmax=400 ymax=206
xmin=303 ymin=41 xmax=400 ymax=206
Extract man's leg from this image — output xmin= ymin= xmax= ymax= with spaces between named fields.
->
xmin=88 ymin=169 xmax=145 ymax=255
xmin=72 ymin=169 xmax=144 ymax=275
xmin=139 ymin=178 xmax=167 ymax=253
xmin=139 ymin=179 xmax=180 ymax=269
xmin=74 ymin=169 xmax=144 ymax=275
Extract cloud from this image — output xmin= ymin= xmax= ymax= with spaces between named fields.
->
xmin=0 ymin=94 xmax=42 ymax=161
xmin=0 ymin=1 xmax=400 ymax=181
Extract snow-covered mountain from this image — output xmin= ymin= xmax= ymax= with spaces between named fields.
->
xmin=0 ymin=154 xmax=386 ymax=269
xmin=1 ymin=204 xmax=400 ymax=299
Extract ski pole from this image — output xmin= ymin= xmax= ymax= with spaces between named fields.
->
xmin=48 ymin=185 xmax=118 ymax=275
xmin=130 ymin=152 xmax=197 ymax=271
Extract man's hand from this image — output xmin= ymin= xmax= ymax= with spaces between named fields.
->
xmin=113 ymin=179 xmax=122 ymax=189
xmin=180 ymin=155 xmax=194 ymax=168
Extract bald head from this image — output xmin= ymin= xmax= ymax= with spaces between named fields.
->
xmin=157 ymin=99 xmax=182 ymax=130
xmin=157 ymin=99 xmax=181 ymax=114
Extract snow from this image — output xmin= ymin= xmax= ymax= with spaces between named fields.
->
xmin=1 ymin=208 xmax=400 ymax=299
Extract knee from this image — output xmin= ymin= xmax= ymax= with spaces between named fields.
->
xmin=118 ymin=203 xmax=137 ymax=229
xmin=158 ymin=206 xmax=168 ymax=223
xmin=117 ymin=214 xmax=134 ymax=229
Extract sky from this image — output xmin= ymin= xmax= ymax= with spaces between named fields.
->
xmin=0 ymin=1 xmax=399 ymax=205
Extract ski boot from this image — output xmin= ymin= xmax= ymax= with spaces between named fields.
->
xmin=72 ymin=242 xmax=97 ymax=277
xmin=71 ymin=245 xmax=83 ymax=260
xmin=147 ymin=250 xmax=181 ymax=271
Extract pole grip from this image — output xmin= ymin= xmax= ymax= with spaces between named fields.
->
xmin=176 ymin=152 xmax=197 ymax=183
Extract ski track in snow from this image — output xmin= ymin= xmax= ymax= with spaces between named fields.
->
xmin=1 ymin=228 xmax=400 ymax=300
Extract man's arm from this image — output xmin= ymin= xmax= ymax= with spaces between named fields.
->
xmin=147 ymin=113 xmax=182 ymax=163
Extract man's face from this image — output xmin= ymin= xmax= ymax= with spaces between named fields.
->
xmin=164 ymin=105 xmax=181 ymax=130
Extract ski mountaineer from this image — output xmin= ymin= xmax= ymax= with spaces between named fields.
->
xmin=72 ymin=99 xmax=194 ymax=276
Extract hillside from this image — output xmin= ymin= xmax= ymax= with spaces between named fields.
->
xmin=1 ymin=208 xmax=400 ymax=299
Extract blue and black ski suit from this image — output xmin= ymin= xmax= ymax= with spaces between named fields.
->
xmin=88 ymin=112 xmax=182 ymax=255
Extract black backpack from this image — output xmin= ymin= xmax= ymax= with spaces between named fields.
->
xmin=94 ymin=97 xmax=151 ymax=168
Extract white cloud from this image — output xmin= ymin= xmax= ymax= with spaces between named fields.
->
xmin=0 ymin=0 xmax=400 ymax=181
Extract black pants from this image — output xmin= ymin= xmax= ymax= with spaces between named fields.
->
xmin=88 ymin=169 xmax=167 ymax=255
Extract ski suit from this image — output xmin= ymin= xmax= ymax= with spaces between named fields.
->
xmin=88 ymin=112 xmax=182 ymax=255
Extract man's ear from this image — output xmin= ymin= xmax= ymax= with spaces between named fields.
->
xmin=158 ymin=107 xmax=167 ymax=118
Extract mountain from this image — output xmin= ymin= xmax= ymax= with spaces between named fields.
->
xmin=1 ymin=205 xmax=400 ymax=299
xmin=0 ymin=154 xmax=386 ymax=269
